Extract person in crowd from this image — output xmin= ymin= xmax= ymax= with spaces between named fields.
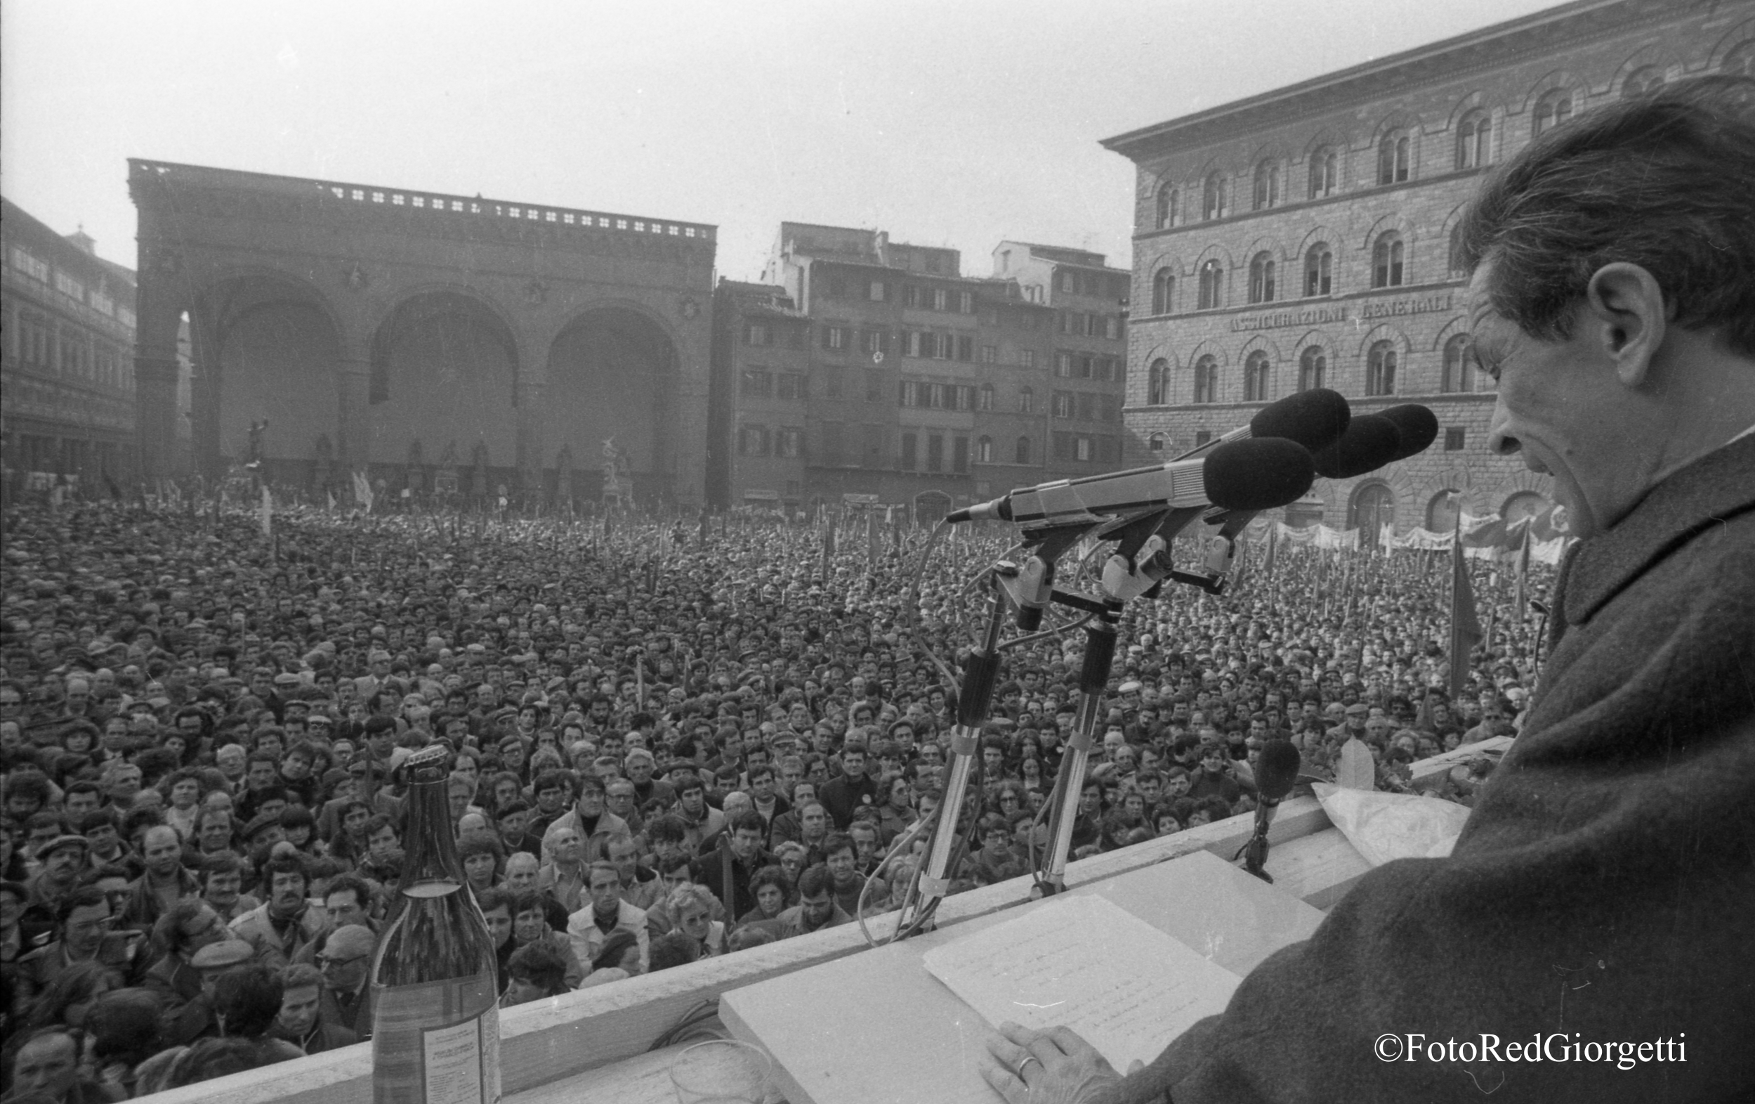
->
xmin=5 ymin=1028 xmax=114 ymax=1104
xmin=143 ymin=898 xmax=233 ymax=1046
xmin=313 ymin=924 xmax=375 ymax=1040
xmin=501 ymin=940 xmax=570 ymax=1006
xmin=228 ymin=853 xmax=326 ymax=971
xmin=566 ymin=862 xmax=648 ymax=977
xmin=777 ymin=864 xmax=851 ymax=938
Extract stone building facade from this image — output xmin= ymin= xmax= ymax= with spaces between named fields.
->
xmin=1103 ymin=0 xmax=1753 ymax=542
xmin=2 ymin=196 xmax=143 ymax=490
xmin=731 ymin=224 xmax=1128 ymax=517
xmin=128 ymin=159 xmax=716 ymax=507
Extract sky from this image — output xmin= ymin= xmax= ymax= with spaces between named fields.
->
xmin=3 ymin=0 xmax=1561 ymax=283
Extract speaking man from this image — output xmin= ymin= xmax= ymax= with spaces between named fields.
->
xmin=984 ymin=78 xmax=1755 ymax=1103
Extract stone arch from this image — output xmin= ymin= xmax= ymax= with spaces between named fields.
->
xmin=367 ymin=286 xmax=522 ymax=467
xmin=1442 ymin=88 xmax=1493 ymax=132
xmin=1358 ymin=211 xmax=1420 ymax=253
xmin=1188 ymin=241 xmax=1236 ymax=273
xmin=1300 ymin=126 xmax=1350 ymax=160
xmin=1711 ymin=18 xmax=1755 ymax=71
xmin=193 ymin=268 xmax=346 ymax=472
xmin=1607 ymin=43 xmax=1681 ymax=95
xmin=1518 ymin=68 xmax=1585 ymax=115
xmin=1430 ymin=314 xmax=1472 ymax=352
xmin=1237 ymin=333 xmax=1284 ymax=363
xmin=1238 ymin=234 xmax=1287 ymax=266
xmin=544 ymin=301 xmax=681 ymax=503
xmin=1293 ymin=224 xmax=1340 ymax=264
xmin=1347 ymin=479 xmax=1399 ymax=545
xmin=1353 ymin=323 xmax=1412 ymax=362
xmin=1184 ymin=338 xmax=1231 ymax=370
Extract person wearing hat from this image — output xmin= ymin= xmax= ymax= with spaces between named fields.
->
xmin=22 ymin=834 xmax=89 ymax=926
xmin=143 ymin=898 xmax=236 ymax=1046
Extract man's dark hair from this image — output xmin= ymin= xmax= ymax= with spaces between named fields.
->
xmin=1458 ymin=76 xmax=1755 ymax=355
xmin=260 ymin=852 xmax=309 ymax=888
xmin=507 ymin=939 xmax=569 ymax=990
xmin=727 ymin=810 xmax=766 ymax=838
xmin=323 ymin=873 xmax=373 ymax=909
xmin=212 ymin=963 xmax=285 ymax=1039
xmin=57 ymin=885 xmax=109 ymax=925
xmin=797 ymin=862 xmax=833 ymax=899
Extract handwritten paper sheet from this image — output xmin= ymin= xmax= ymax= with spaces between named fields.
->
xmin=921 ymin=895 xmax=1240 ymax=1072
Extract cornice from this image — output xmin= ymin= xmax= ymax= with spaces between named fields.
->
xmin=1102 ymin=0 xmax=1699 ymax=162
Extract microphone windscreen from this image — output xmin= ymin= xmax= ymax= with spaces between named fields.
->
xmin=1257 ymin=739 xmax=1302 ymax=802
xmin=1311 ymin=414 xmax=1402 ymax=479
xmin=1379 ymin=404 xmax=1440 ymax=461
xmin=1203 ymin=438 xmax=1315 ymax=512
xmin=1248 ymin=388 xmax=1350 ymax=454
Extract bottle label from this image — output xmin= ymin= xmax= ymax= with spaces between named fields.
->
xmin=422 ymin=1011 xmax=491 ymax=1104
xmin=373 ymin=974 xmax=500 ymax=1104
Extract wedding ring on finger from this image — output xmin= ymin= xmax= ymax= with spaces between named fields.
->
xmin=1018 ymin=1054 xmax=1043 ymax=1081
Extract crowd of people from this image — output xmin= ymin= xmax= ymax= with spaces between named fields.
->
xmin=0 ymin=497 xmax=1540 ymax=1099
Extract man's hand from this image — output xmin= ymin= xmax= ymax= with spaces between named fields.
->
xmin=979 ymin=1021 xmax=1137 ymax=1104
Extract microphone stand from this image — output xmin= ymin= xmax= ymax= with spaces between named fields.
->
xmin=1038 ymin=595 xmax=1121 ymax=894
xmin=900 ymin=575 xmax=1007 ymax=934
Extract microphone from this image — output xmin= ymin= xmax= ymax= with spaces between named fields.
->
xmin=945 ymin=437 xmax=1314 ymax=524
xmin=1378 ymin=404 xmax=1439 ymax=461
xmin=1174 ymin=388 xmax=1350 ymax=460
xmin=1309 ymin=414 xmax=1403 ymax=479
xmin=1240 ymin=739 xmax=1301 ymax=882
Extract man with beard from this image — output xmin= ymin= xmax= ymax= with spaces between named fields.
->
xmin=229 ymin=853 xmax=328 ymax=971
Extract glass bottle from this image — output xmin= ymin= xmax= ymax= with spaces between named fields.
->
xmin=371 ymin=745 xmax=501 ymax=1104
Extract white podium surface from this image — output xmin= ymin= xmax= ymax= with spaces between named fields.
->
xmin=719 ymin=850 xmax=1325 ymax=1104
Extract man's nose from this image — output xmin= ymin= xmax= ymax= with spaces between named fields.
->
xmin=1487 ymin=400 xmax=1520 ymax=457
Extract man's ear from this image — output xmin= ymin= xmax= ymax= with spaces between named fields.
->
xmin=1584 ymin=262 xmax=1668 ymax=388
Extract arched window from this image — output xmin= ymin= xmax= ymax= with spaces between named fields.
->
xmin=1426 ymin=490 xmax=1462 ymax=533
xmin=1148 ymin=432 xmax=1166 ymax=453
xmin=1155 ymin=184 xmax=1178 ymax=230
xmin=1197 ymin=260 xmax=1224 ymax=310
xmin=1372 ymin=232 xmax=1405 ymax=288
xmin=1252 ymin=159 xmax=1280 ymax=210
xmin=1247 ymin=252 xmax=1276 ymax=305
xmin=1455 ymin=110 xmax=1491 ymax=170
xmin=1015 ymin=436 xmax=1032 ymax=465
xmin=1377 ymin=130 xmax=1411 ymax=185
xmin=1244 ymin=350 xmax=1272 ymax=403
xmin=978 ymin=383 xmax=995 ymax=411
xmin=1367 ymin=340 xmax=1398 ymax=396
xmin=1019 ymin=386 xmax=1034 ymax=414
xmin=1349 ymin=483 xmax=1396 ymax=548
xmin=1442 ymin=334 xmax=1477 ymax=393
xmin=1448 ymin=223 xmax=1467 ymax=278
xmin=1298 ymin=346 xmax=1327 ymax=391
xmin=976 ymin=436 xmax=994 ymax=463
xmin=1147 ymin=358 xmax=1170 ymax=405
xmin=1622 ymin=66 xmax=1665 ymax=98
xmin=1533 ymin=88 xmax=1573 ymax=136
xmin=1193 ymin=355 xmax=1219 ymax=404
xmin=1502 ymin=491 xmax=1548 ymax=527
xmin=1152 ymin=268 xmax=1174 ymax=314
xmin=1202 ymin=172 xmax=1226 ymax=220
xmin=1304 ymin=243 xmax=1333 ymax=297
xmin=1308 ymin=146 xmax=1338 ymax=199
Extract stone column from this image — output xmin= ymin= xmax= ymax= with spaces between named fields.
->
xmin=133 ymin=285 xmax=184 ymax=481
xmin=187 ymin=312 xmax=224 ymax=479
xmin=516 ymin=379 xmax=545 ymax=499
xmin=337 ymin=357 xmax=373 ymax=476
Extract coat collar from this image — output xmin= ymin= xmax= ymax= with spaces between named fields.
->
xmin=1563 ymin=434 xmax=1755 ymax=626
